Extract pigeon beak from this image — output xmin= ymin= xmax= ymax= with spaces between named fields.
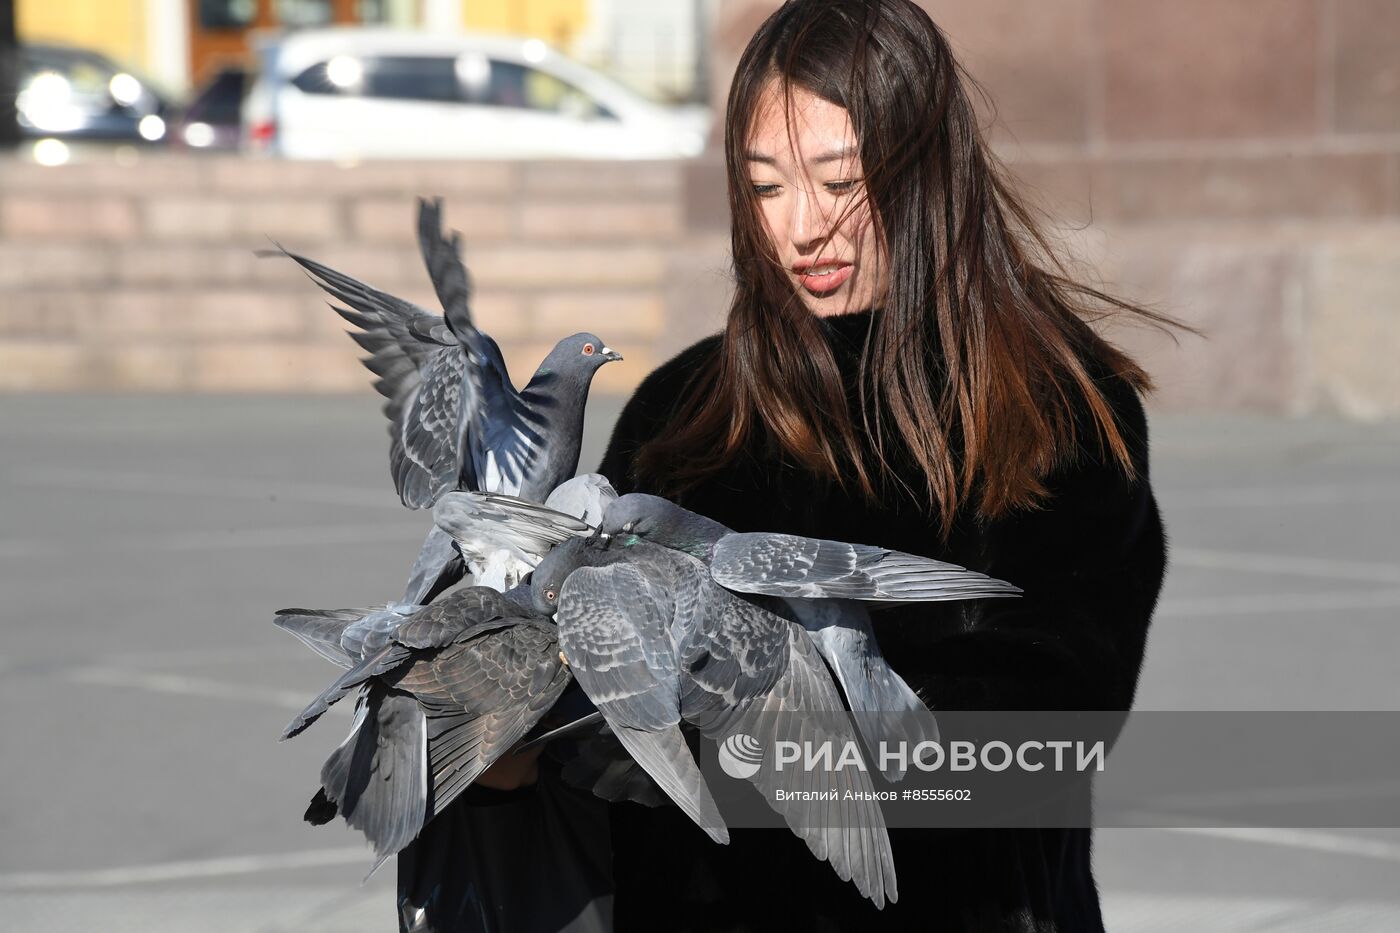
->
xmin=601 ymin=346 xmax=623 ymax=362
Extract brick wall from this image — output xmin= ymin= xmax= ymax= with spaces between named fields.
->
xmin=0 ymin=157 xmax=727 ymax=397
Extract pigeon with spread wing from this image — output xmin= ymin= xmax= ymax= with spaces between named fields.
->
xmin=271 ymin=198 xmax=621 ymax=603
xmin=597 ymin=493 xmax=1021 ymax=780
xmin=530 ymin=536 xmax=900 ymax=909
xmin=275 ymin=585 xmax=571 ymax=874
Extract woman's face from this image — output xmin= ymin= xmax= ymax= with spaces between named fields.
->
xmin=745 ymin=82 xmax=887 ymax=317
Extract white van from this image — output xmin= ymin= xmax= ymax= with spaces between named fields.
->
xmin=242 ymin=28 xmax=710 ymax=160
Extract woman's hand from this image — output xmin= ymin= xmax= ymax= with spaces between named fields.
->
xmin=474 ymin=744 xmax=546 ymax=790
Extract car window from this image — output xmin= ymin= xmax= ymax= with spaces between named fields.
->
xmin=290 ymin=53 xmax=617 ymax=118
xmin=291 ymin=56 xmax=461 ymax=103
xmin=476 ymin=58 xmax=615 ymax=119
xmin=21 ymin=50 xmax=117 ymax=106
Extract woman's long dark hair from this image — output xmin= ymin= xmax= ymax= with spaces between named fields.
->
xmin=637 ymin=0 xmax=1191 ymax=540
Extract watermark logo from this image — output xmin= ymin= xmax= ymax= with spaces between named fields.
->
xmin=718 ymin=733 xmax=765 ymax=779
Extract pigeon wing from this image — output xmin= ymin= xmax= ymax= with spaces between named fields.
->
xmin=273 ymin=246 xmax=472 ymax=507
xmin=710 ymin=533 xmax=1023 ymax=603
xmin=340 ymin=605 xmax=417 ymax=660
xmin=684 ymin=594 xmax=899 ymax=909
xmin=434 ymin=491 xmax=592 ymax=568
xmin=556 ymin=564 xmax=680 ymax=729
xmin=416 ymin=197 xmax=474 ymax=340
xmin=270 ymin=603 xmax=411 ymax=670
xmin=318 ymin=682 xmax=428 ymax=875
xmin=781 ymin=597 xmax=938 ymax=783
xmin=544 ymin=474 xmax=619 ymax=526
xmin=396 ymin=346 xmax=473 ymax=509
xmin=280 ymin=588 xmax=512 ymax=739
xmin=399 ymin=525 xmax=466 ymax=606
xmin=274 ymin=607 xmax=365 ymax=669
xmin=516 ymin=710 xmax=604 ymax=754
xmin=281 ymin=641 xmax=413 ymax=740
xmin=413 ymin=202 xmax=548 ymax=502
xmin=392 ymin=619 xmax=572 ymax=816
xmin=464 ymin=334 xmax=544 ymax=497
xmin=675 ymin=578 xmax=788 ymax=713
xmin=276 ymin=246 xmax=455 ymax=370
xmin=391 ymin=586 xmax=517 ymax=649
xmin=558 ymin=563 xmax=726 ymax=842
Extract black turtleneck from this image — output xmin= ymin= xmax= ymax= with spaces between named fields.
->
xmin=817 ymin=305 xmax=880 ymax=348
xmin=595 ymin=310 xmax=1166 ymax=932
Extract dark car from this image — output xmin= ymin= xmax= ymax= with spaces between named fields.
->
xmin=170 ymin=66 xmax=247 ymax=151
xmin=18 ymin=43 xmax=174 ymax=144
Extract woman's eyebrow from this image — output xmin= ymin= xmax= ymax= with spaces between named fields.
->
xmin=744 ymin=146 xmax=855 ymax=165
xmin=811 ymin=145 xmax=857 ymax=165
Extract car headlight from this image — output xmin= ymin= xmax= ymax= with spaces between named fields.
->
xmin=182 ymin=121 xmax=215 ymax=148
xmin=138 ymin=114 xmax=166 ymax=141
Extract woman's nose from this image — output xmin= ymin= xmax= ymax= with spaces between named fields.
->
xmin=788 ymin=185 xmax=830 ymax=249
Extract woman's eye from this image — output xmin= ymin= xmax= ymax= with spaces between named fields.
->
xmin=751 ymin=183 xmax=781 ymax=198
xmin=825 ymin=180 xmax=858 ymax=193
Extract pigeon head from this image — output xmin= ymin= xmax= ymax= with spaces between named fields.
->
xmin=541 ymin=332 xmax=623 ymax=378
xmin=599 ymin=493 xmax=729 ymax=558
xmin=530 ymin=536 xmax=599 ymax=616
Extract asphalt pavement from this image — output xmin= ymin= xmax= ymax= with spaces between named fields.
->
xmin=1 ymin=392 xmax=1397 ymax=932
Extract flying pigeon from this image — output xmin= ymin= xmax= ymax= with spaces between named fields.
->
xmin=596 ymin=493 xmax=1023 ymax=780
xmin=274 ymin=585 xmax=571 ymax=872
xmin=269 ymin=198 xmax=622 ymax=603
xmin=530 ymin=536 xmax=900 ymax=908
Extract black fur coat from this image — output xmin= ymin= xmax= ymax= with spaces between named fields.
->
xmin=594 ymin=309 xmax=1168 ymax=932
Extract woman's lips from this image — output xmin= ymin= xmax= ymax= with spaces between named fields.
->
xmin=795 ymin=263 xmax=853 ymax=292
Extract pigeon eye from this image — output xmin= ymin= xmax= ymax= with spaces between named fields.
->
xmin=545 ymin=589 xmax=557 ymax=602
xmin=582 ymin=343 xmax=595 ymax=356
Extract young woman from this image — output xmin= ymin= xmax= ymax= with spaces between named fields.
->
xmin=595 ymin=1 xmax=1173 ymax=930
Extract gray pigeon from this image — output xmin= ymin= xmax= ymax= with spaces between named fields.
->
xmin=271 ymin=198 xmax=621 ymax=604
xmin=431 ymin=475 xmax=616 ymax=591
xmin=597 ymin=493 xmax=1023 ymax=780
xmin=531 ymin=537 xmax=900 ymax=909
xmin=274 ymin=586 xmax=571 ymax=873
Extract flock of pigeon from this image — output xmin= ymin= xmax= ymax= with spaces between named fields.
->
xmin=270 ymin=198 xmax=1024 ymax=909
